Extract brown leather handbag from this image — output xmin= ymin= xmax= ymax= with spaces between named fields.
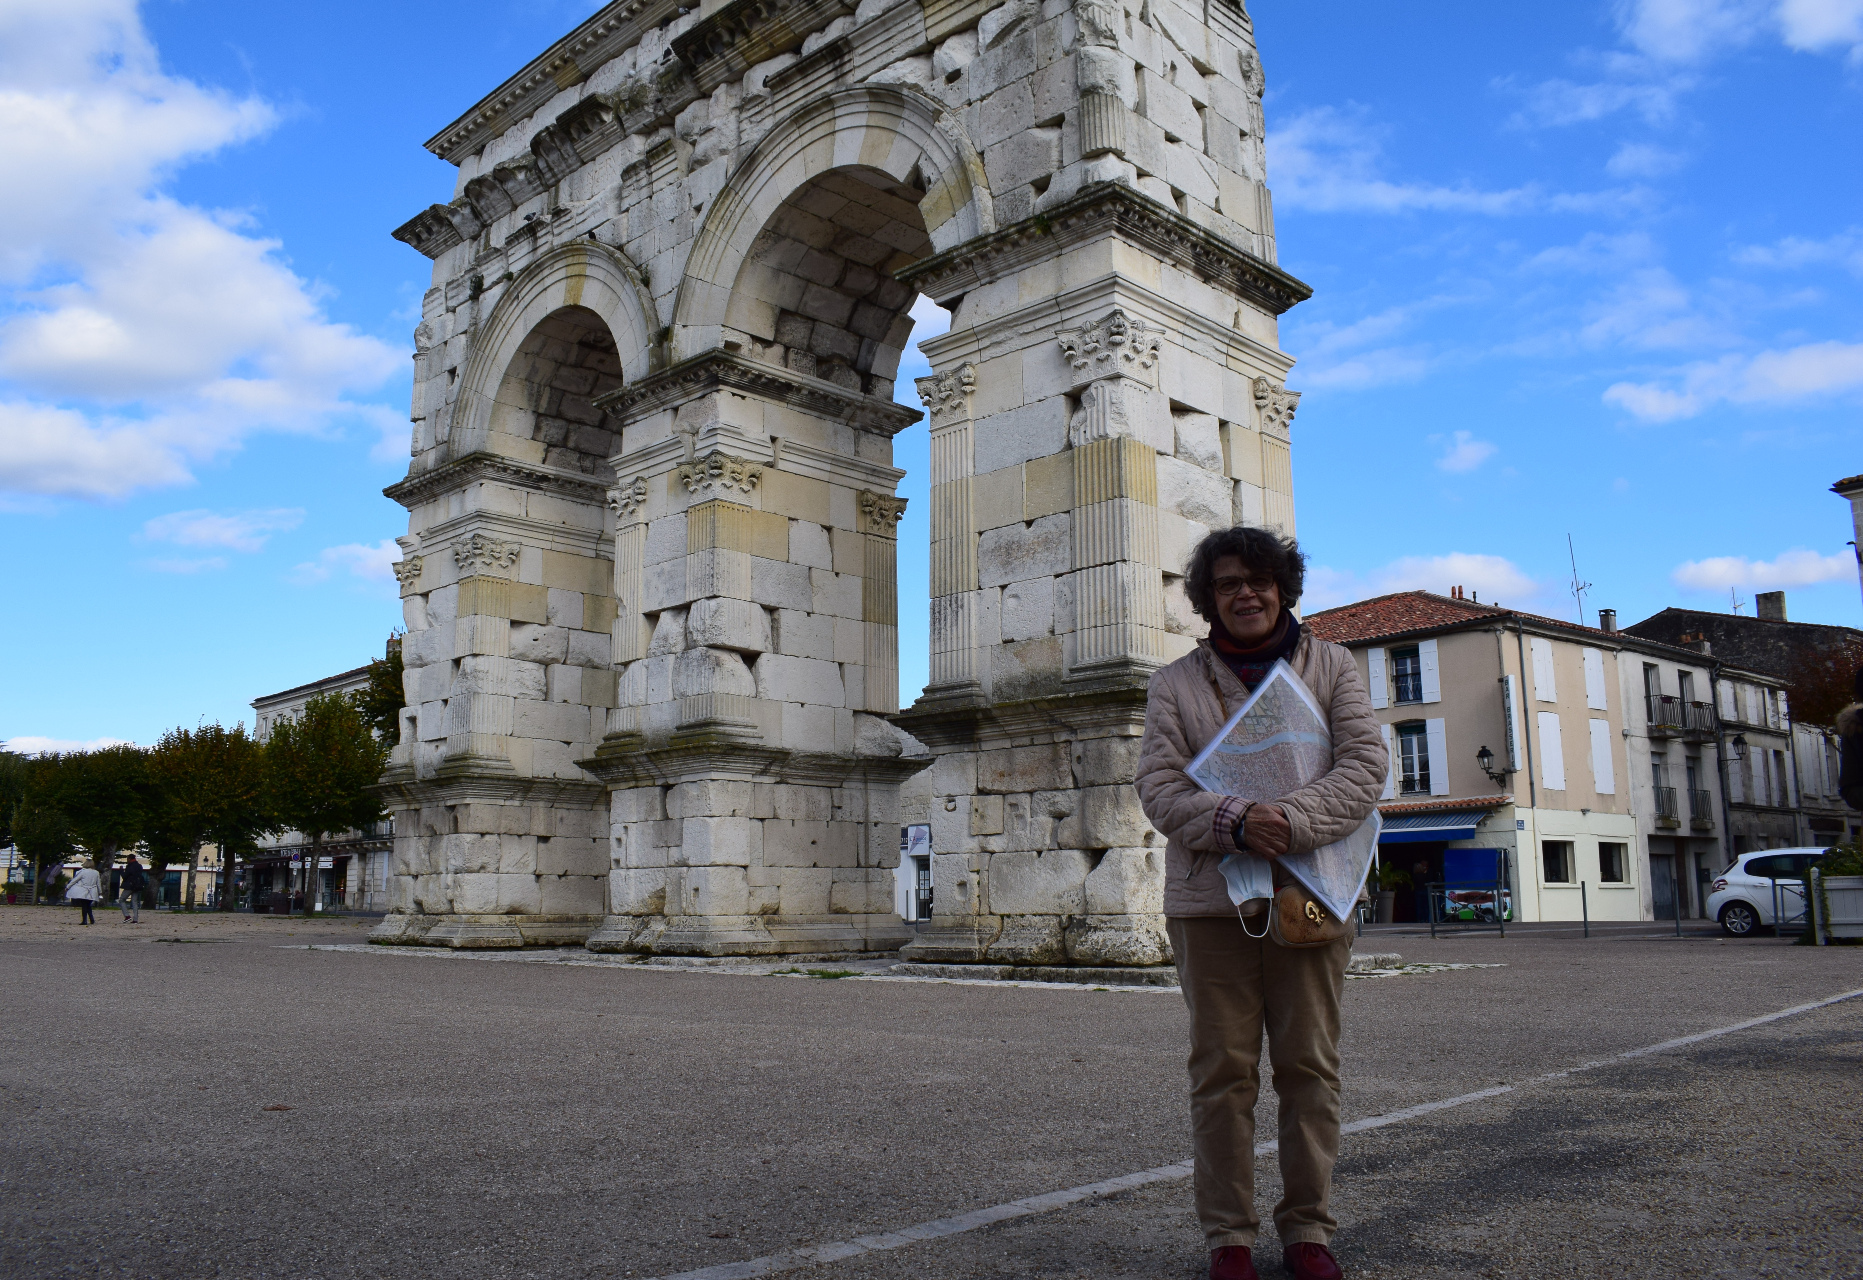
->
xmin=1267 ymin=882 xmax=1351 ymax=948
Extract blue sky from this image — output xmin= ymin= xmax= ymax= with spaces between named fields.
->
xmin=3 ymin=0 xmax=1860 ymax=750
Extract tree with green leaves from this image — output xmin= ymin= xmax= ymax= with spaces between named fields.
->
xmin=53 ymin=744 xmax=154 ymax=875
xmin=13 ymin=756 xmax=75 ymax=905
xmin=355 ymin=637 xmax=407 ymax=744
xmin=264 ymin=693 xmax=387 ymax=915
xmin=0 ymin=750 xmax=26 ymax=884
xmin=151 ymin=723 xmax=270 ymax=910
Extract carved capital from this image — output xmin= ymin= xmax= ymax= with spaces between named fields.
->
xmin=1252 ymin=376 xmax=1301 ymax=434
xmin=392 ymin=556 xmax=424 ymax=586
xmin=859 ymin=490 xmax=909 ymax=537
xmin=914 ymin=363 xmax=976 ymax=427
xmin=608 ymin=475 xmax=649 ymax=520
xmin=676 ymin=450 xmax=763 ymax=497
xmin=1058 ymin=308 xmax=1162 ymax=390
xmin=1074 ymin=0 xmax=1122 ymax=47
xmin=452 ymin=534 xmax=521 ymax=572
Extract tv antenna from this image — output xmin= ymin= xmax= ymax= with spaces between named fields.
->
xmin=1730 ymin=588 xmax=1745 ymax=615
xmin=1566 ymin=534 xmax=1592 ymax=627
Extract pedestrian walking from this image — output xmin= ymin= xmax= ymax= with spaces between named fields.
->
xmin=67 ymin=863 xmax=102 ymax=926
xmin=1136 ymin=526 xmax=1386 ymax=1280
xmin=119 ymin=855 xmax=147 ymax=923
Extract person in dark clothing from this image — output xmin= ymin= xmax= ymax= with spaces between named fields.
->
xmin=119 ymin=855 xmax=147 ymax=923
xmin=1411 ymin=857 xmax=1431 ymax=923
xmin=1840 ymin=667 xmax=1863 ymax=811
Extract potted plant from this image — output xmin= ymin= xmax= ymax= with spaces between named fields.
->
xmin=1374 ymin=864 xmax=1412 ymax=924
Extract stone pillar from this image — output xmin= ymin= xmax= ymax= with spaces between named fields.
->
xmin=895 ymin=184 xmax=1310 ymax=968
xmin=580 ymin=353 xmax=925 ymax=956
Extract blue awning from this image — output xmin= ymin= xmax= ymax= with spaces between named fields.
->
xmin=1378 ymin=813 xmax=1484 ymax=844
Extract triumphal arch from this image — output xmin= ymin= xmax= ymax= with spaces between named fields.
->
xmin=372 ymin=0 xmax=1308 ymax=963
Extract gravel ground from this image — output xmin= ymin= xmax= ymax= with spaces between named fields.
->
xmin=0 ymin=907 xmax=1857 ymax=1280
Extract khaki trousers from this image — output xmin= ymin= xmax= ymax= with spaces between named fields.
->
xmin=1168 ymin=915 xmax=1351 ymax=1251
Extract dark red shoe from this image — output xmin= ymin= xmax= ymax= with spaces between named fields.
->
xmin=1211 ymin=1245 xmax=1258 ymax=1280
xmin=1282 ymin=1242 xmax=1343 ymax=1280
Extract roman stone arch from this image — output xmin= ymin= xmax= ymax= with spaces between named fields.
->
xmin=446 ymin=241 xmax=660 ymax=466
xmin=671 ymin=84 xmax=989 ymax=362
xmin=378 ymin=0 xmax=1315 ymax=964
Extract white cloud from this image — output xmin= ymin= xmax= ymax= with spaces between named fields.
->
xmin=141 ymin=507 xmax=303 ymax=552
xmin=1672 ymin=548 xmax=1857 ymax=590
xmin=1606 ymin=142 xmax=1687 ymax=178
xmin=3 ymin=735 xmax=138 ymax=755
xmin=1578 ymin=267 xmax=1733 ymax=352
xmin=1732 ymin=227 xmax=1863 ymax=276
xmin=1304 ymin=554 xmax=1540 ymax=613
xmin=290 ymin=540 xmax=400 ymax=586
xmin=1435 ymin=431 xmax=1499 ymax=473
xmin=1605 ymin=339 xmax=1863 ymax=419
xmin=0 ymin=0 xmax=403 ymax=501
xmin=1508 ymin=73 xmax=1688 ymax=128
xmin=1778 ymin=0 xmax=1863 ymax=53
xmin=1616 ymin=0 xmax=1863 ymax=60
xmin=1268 ymin=107 xmax=1633 ymax=216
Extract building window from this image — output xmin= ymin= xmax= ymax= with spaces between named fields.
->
xmin=1397 ymin=721 xmax=1431 ymax=794
xmin=1543 ymin=841 xmax=1575 ymax=884
xmin=1774 ymin=750 xmax=1788 ymax=805
xmin=1599 ymin=842 xmax=1627 ymax=883
xmin=1677 ymin=670 xmax=1695 ymax=703
xmin=1642 ymin=664 xmax=1661 ymax=698
xmin=1392 ymin=646 xmax=1423 ymax=704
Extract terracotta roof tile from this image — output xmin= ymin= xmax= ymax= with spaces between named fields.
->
xmin=1833 ymin=473 xmax=1863 ymax=494
xmin=1378 ymin=794 xmax=1513 ymax=816
xmin=1304 ymin=591 xmax=1506 ymax=644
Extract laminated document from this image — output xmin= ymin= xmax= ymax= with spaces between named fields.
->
xmin=1186 ymin=660 xmax=1381 ymax=922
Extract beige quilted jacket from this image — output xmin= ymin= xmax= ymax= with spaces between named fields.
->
xmin=1136 ymin=629 xmax=1387 ymax=918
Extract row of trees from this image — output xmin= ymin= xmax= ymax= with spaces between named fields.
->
xmin=2 ymin=658 xmax=402 ymax=915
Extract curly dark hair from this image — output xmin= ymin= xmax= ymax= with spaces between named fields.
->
xmin=1183 ymin=525 xmax=1307 ymax=623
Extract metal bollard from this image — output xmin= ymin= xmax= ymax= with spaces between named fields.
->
xmin=1581 ymin=880 xmax=1589 ymax=939
xmin=1811 ymin=868 xmax=1825 ymax=946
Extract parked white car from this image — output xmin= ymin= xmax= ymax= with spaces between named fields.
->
xmin=1707 ymin=849 xmax=1823 ymax=936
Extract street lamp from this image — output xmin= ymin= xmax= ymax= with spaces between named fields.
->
xmin=1476 ymin=745 xmax=1511 ymax=786
xmin=1729 ymin=733 xmax=1748 ymax=762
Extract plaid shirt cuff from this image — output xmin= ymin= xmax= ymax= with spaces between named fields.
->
xmin=1213 ymin=795 xmax=1248 ymax=856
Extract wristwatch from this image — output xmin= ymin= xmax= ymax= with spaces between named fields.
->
xmin=1232 ymin=800 xmax=1255 ymax=852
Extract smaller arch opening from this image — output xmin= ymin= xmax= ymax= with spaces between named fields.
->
xmin=488 ymin=305 xmax=624 ymax=476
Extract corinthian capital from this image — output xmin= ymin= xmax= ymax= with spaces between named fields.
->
xmin=452 ymin=534 xmax=521 ymax=573
xmin=676 ymin=450 xmax=763 ymax=497
xmin=914 ymin=363 xmax=976 ymax=427
xmin=858 ymin=491 xmax=909 ymax=537
xmin=1058 ymin=308 xmax=1162 ymax=391
xmin=608 ymin=475 xmax=649 ymax=520
xmin=1252 ymin=377 xmax=1302 ymax=434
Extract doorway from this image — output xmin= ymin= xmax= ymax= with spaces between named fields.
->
xmin=1651 ymin=850 xmax=1677 ymax=922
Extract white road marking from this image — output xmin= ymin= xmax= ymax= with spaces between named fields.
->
xmin=641 ymin=986 xmax=1863 ymax=1280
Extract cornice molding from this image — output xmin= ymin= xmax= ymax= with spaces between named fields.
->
xmin=423 ymin=0 xmax=683 ymax=165
xmin=384 ymin=452 xmax=611 ymax=511
xmin=592 ymin=349 xmax=922 ymax=435
xmin=672 ymin=0 xmax=857 ymax=95
xmin=900 ymin=182 xmax=1313 ymax=318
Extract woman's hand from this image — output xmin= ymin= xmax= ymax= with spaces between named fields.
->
xmin=1243 ymin=803 xmax=1292 ymax=858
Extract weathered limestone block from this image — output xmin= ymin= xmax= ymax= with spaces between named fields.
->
xmin=986 ymin=850 xmax=1092 ymax=916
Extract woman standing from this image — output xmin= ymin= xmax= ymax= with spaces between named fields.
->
xmin=1136 ymin=527 xmax=1385 ymax=1280
xmin=66 ymin=862 xmax=102 ymax=926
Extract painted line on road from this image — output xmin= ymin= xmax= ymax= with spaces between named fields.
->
xmin=641 ymin=985 xmax=1863 ymax=1280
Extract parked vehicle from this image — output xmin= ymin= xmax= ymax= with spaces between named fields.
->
xmin=1706 ymin=849 xmax=1823 ymax=936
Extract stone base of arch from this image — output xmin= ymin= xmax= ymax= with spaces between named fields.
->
xmin=370 ymin=912 xmax=605 ymax=949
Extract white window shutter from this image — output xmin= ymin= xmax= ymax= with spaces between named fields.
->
xmin=1719 ymin=682 xmax=1737 ymax=718
xmin=1537 ymin=712 xmax=1566 ymax=790
xmin=1589 ymin=718 xmax=1615 ymax=794
xmin=1420 ymin=638 xmax=1441 ymax=704
xmin=1367 ymin=647 xmax=1388 ymax=709
xmin=1426 ymin=718 xmax=1450 ymax=795
xmin=1582 ymin=648 xmax=1607 ymax=710
xmin=1531 ymin=637 xmax=1557 ymax=702
xmin=1380 ymin=724 xmax=1396 ymax=799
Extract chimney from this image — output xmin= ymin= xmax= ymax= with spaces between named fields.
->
xmin=1598 ymin=608 xmax=1617 ymax=633
xmin=1755 ymin=591 xmax=1786 ymax=621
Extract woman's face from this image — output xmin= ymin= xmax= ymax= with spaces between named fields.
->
xmin=1211 ymin=554 xmax=1282 ymax=644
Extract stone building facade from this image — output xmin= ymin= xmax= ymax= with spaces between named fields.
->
xmin=371 ymin=0 xmax=1309 ymax=958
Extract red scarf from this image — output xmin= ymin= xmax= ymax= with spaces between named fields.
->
xmin=1210 ymin=611 xmax=1299 ymax=691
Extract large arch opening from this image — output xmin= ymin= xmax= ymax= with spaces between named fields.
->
xmin=724 ymin=165 xmax=933 ymax=402
xmin=485 ymin=304 xmax=626 ymax=477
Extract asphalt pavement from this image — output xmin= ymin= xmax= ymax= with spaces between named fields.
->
xmin=1 ymin=907 xmax=1858 ymax=1279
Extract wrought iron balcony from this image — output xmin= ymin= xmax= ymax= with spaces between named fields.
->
xmin=1645 ymin=694 xmax=1685 ymax=738
xmin=1688 ymin=788 xmax=1715 ymax=829
xmin=1653 ymin=785 xmax=1681 ymax=829
xmin=1682 ymin=701 xmax=1717 ymax=740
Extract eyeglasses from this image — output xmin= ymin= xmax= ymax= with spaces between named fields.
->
xmin=1213 ymin=575 xmax=1277 ymax=598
